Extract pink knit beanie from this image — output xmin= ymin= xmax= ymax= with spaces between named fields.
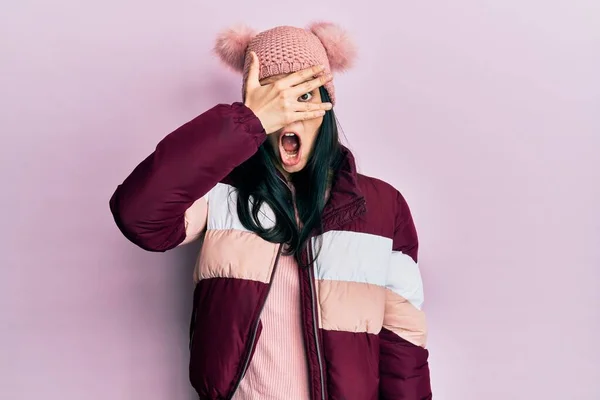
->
xmin=214 ymin=22 xmax=357 ymax=105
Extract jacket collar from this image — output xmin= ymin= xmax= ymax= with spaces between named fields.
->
xmin=321 ymin=145 xmax=366 ymax=231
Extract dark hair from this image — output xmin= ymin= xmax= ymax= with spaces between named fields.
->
xmin=232 ymin=86 xmax=343 ymax=266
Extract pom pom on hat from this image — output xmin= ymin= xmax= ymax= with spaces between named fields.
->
xmin=214 ymin=24 xmax=256 ymax=72
xmin=308 ymin=21 xmax=357 ymax=72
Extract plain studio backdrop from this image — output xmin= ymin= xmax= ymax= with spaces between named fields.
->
xmin=1 ymin=1 xmax=599 ymax=399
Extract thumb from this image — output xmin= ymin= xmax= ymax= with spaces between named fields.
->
xmin=245 ymin=51 xmax=260 ymax=91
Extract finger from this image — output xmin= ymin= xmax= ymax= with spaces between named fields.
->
xmin=279 ymin=64 xmax=326 ymax=88
xmin=245 ymin=52 xmax=260 ymax=90
xmin=289 ymin=73 xmax=333 ymax=97
xmin=290 ymin=101 xmax=333 ymax=112
xmin=291 ymin=110 xmax=327 ymax=122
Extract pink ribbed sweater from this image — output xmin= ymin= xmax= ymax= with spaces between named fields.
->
xmin=232 ymin=254 xmax=310 ymax=400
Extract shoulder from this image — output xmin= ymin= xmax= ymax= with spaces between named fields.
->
xmin=357 ymin=173 xmax=411 ymax=214
xmin=356 ymin=173 xmax=416 ymax=242
xmin=357 ymin=173 xmax=395 ymax=194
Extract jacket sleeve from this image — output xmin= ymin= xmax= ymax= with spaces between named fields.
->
xmin=379 ymin=190 xmax=432 ymax=400
xmin=109 ymin=102 xmax=266 ymax=252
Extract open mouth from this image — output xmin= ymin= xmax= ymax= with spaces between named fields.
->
xmin=279 ymin=132 xmax=302 ymax=167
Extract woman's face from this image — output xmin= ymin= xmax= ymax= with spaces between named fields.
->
xmin=260 ymin=73 xmax=325 ymax=176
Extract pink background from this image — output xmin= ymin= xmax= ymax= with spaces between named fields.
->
xmin=2 ymin=1 xmax=599 ymax=399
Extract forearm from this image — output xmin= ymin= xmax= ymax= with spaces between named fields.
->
xmin=109 ymin=102 xmax=266 ymax=251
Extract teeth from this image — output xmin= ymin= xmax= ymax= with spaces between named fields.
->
xmin=284 ymin=133 xmax=296 ymax=137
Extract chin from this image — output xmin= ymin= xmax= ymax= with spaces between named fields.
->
xmin=281 ymin=160 xmax=307 ymax=174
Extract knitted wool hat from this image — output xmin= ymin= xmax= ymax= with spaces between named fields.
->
xmin=214 ymin=22 xmax=357 ymax=105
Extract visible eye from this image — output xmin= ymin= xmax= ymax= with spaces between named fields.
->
xmin=298 ymin=92 xmax=313 ymax=102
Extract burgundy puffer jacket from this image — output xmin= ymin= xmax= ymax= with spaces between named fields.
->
xmin=110 ymin=103 xmax=432 ymax=399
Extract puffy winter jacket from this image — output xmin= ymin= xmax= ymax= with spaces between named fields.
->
xmin=109 ymin=102 xmax=432 ymax=400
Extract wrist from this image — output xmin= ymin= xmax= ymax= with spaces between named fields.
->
xmin=239 ymin=104 xmax=270 ymax=135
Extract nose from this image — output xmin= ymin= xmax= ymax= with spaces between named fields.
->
xmin=282 ymin=120 xmax=303 ymax=133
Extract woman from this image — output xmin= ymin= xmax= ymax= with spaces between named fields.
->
xmin=110 ymin=22 xmax=432 ymax=400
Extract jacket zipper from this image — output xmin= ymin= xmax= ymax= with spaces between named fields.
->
xmin=276 ymin=174 xmax=329 ymax=399
xmin=308 ymin=238 xmax=326 ymax=400
xmin=228 ymin=243 xmax=283 ymax=399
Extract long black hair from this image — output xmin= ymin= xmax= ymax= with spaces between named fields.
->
xmin=232 ymin=86 xmax=343 ymax=266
